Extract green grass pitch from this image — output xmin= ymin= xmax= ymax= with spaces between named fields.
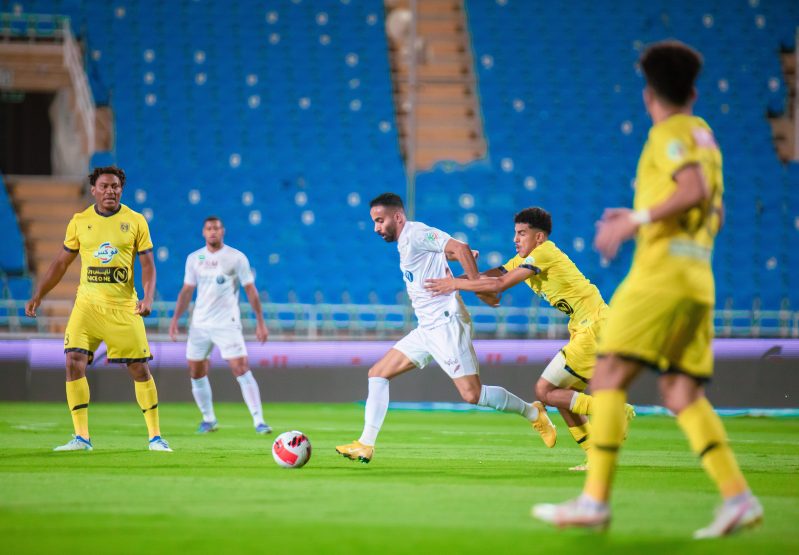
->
xmin=0 ymin=402 xmax=797 ymax=554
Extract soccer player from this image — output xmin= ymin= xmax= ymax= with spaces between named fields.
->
xmin=532 ymin=40 xmax=763 ymax=538
xmin=169 ymin=216 xmax=271 ymax=434
xmin=335 ymin=193 xmax=555 ymax=463
xmin=425 ymin=207 xmax=635 ymax=470
xmin=25 ymin=166 xmax=171 ymax=452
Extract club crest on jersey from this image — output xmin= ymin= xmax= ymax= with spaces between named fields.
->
xmin=120 ymin=222 xmax=130 ymax=232
xmin=425 ymin=232 xmax=438 ymax=242
xmin=93 ymin=242 xmax=119 ymax=264
xmin=216 ymin=275 xmax=226 ymax=284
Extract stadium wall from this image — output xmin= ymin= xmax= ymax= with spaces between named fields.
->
xmin=1 ymin=339 xmax=797 ymax=408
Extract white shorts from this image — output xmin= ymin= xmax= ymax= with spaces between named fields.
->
xmin=186 ymin=325 xmax=248 ymax=361
xmin=540 ymin=351 xmax=589 ymax=392
xmin=393 ymin=313 xmax=479 ymax=379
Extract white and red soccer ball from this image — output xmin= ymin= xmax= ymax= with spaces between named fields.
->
xmin=272 ymin=431 xmax=312 ymax=468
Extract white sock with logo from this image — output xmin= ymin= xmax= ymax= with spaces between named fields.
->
xmin=358 ymin=377 xmax=389 ymax=446
xmin=191 ymin=376 xmax=216 ymax=423
xmin=478 ymin=385 xmax=538 ymax=420
xmin=236 ymin=370 xmax=264 ymax=426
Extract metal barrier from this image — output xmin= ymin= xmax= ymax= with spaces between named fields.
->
xmin=0 ymin=299 xmax=796 ymax=340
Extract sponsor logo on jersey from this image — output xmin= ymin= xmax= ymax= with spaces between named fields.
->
xmin=93 ymin=242 xmax=119 ymax=264
xmin=120 ymin=223 xmax=130 ymax=232
xmin=87 ymin=266 xmax=129 ymax=283
xmin=403 ymin=270 xmax=414 ymax=282
xmin=692 ymin=127 xmax=718 ymax=149
xmin=198 ymin=255 xmax=205 ymax=260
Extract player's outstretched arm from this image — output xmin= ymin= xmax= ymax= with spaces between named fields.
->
xmin=136 ymin=250 xmax=156 ymax=317
xmin=25 ymin=248 xmax=77 ymax=317
xmin=595 ymin=163 xmax=710 ymax=260
xmin=169 ymin=284 xmax=196 ymax=340
xmin=244 ymin=283 xmax=269 ymax=343
xmin=425 ymin=267 xmax=534 ymax=297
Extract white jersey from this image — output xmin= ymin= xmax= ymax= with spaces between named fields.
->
xmin=183 ymin=245 xmax=255 ymax=329
xmin=398 ymin=220 xmax=466 ymax=329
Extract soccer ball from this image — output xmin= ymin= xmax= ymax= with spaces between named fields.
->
xmin=272 ymin=431 xmax=312 ymax=468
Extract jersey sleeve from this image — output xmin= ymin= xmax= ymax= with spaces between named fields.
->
xmin=410 ymin=225 xmax=451 ymax=253
xmin=651 ymin=125 xmax=702 ymax=178
xmin=183 ymin=255 xmax=197 ymax=286
xmin=235 ymin=252 xmax=255 ymax=287
xmin=63 ymin=216 xmax=79 ymax=252
xmin=501 ymin=255 xmax=520 ymax=273
xmin=135 ymin=214 xmax=154 ymax=254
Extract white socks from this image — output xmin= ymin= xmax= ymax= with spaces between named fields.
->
xmin=358 ymin=377 xmax=389 ymax=446
xmin=237 ymin=370 xmax=264 ymax=426
xmin=478 ymin=385 xmax=538 ymax=420
xmin=191 ymin=376 xmax=216 ymax=423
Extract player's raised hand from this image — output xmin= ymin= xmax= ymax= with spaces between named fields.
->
xmin=25 ymin=297 xmax=41 ymax=318
xmin=425 ymin=277 xmax=458 ymax=296
xmin=168 ymin=318 xmax=179 ymax=341
xmin=594 ymin=207 xmax=638 ymax=260
xmin=135 ymin=299 xmax=153 ymax=317
xmin=256 ymin=322 xmax=269 ymax=343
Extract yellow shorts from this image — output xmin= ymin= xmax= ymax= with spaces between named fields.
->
xmin=598 ymin=283 xmax=713 ymax=379
xmin=560 ymin=309 xmax=607 ymax=388
xmin=64 ymin=298 xmax=152 ymax=364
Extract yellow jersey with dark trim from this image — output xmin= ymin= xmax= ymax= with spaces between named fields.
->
xmin=502 ymin=240 xmax=606 ymax=331
xmin=63 ymin=204 xmax=153 ymax=308
xmin=627 ymin=114 xmax=723 ymax=304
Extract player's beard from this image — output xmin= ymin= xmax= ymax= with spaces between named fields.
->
xmin=381 ymin=223 xmax=397 ymax=242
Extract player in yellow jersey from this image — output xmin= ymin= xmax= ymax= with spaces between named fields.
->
xmin=25 ymin=166 xmax=172 ymax=452
xmin=426 ymin=207 xmax=634 ymax=468
xmin=532 ymin=41 xmax=762 ymax=538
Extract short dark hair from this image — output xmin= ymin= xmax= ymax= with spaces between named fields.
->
xmin=369 ymin=192 xmax=404 ymax=210
xmin=204 ymin=215 xmax=223 ymax=225
xmin=640 ymin=40 xmax=703 ymax=107
xmin=514 ymin=207 xmax=552 ymax=235
xmin=89 ymin=166 xmax=126 ymax=187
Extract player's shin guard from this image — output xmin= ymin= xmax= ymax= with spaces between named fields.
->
xmin=66 ymin=377 xmax=90 ymax=439
xmin=676 ymin=397 xmax=749 ymax=499
xmin=584 ymin=390 xmax=626 ymax=502
xmin=570 ymin=392 xmax=593 ymax=415
xmin=135 ymin=377 xmax=161 ymax=439
xmin=569 ymin=421 xmax=592 ymax=453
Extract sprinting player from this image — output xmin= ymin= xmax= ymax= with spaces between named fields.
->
xmin=335 ymin=193 xmax=555 ymax=464
xmin=25 ymin=166 xmax=171 ymax=452
xmin=169 ymin=216 xmax=271 ymax=434
xmin=532 ymin=40 xmax=762 ymax=538
xmin=425 ymin=207 xmax=635 ymax=470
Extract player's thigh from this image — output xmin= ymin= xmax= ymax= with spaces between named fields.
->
xmin=103 ymin=308 xmax=152 ymax=363
xmin=662 ymin=300 xmax=714 ymax=380
xmin=540 ymin=350 xmax=589 ymax=392
xmin=368 ymin=347 xmax=418 ymax=379
xmin=426 ymin=314 xmax=479 ymax=379
xmin=63 ymin=301 xmax=103 ymax=363
xmin=186 ymin=326 xmax=214 ymax=361
xmin=215 ymin=326 xmax=248 ymax=361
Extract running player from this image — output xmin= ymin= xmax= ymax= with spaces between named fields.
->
xmin=169 ymin=216 xmax=271 ymax=434
xmin=335 ymin=193 xmax=556 ymax=464
xmin=532 ymin=40 xmax=762 ymax=538
xmin=425 ymin=207 xmax=635 ymax=470
xmin=25 ymin=166 xmax=171 ymax=452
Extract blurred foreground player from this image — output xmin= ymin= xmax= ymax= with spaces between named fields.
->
xmin=532 ymin=41 xmax=762 ymax=538
xmin=336 ymin=193 xmax=554 ymax=463
xmin=26 ymin=166 xmax=171 ymax=452
xmin=170 ymin=216 xmax=271 ymax=434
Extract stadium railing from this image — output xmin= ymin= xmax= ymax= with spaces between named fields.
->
xmin=0 ymin=300 xmax=796 ymax=340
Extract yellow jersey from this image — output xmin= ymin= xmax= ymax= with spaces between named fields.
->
xmin=63 ymin=204 xmax=153 ymax=309
xmin=627 ymin=114 xmax=723 ymax=304
xmin=502 ymin=240 xmax=607 ymax=332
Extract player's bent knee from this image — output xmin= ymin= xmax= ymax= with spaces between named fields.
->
xmin=127 ymin=362 xmax=151 ymax=381
xmin=459 ymin=388 xmax=481 ymax=405
xmin=535 ymin=379 xmax=554 ymax=403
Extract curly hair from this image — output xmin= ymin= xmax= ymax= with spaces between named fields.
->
xmin=640 ymin=40 xmax=703 ymax=107
xmin=88 ymin=166 xmax=126 ymax=187
xmin=514 ymin=207 xmax=552 ymax=235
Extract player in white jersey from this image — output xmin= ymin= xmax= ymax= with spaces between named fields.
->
xmin=336 ymin=193 xmax=556 ymax=463
xmin=169 ymin=216 xmax=271 ymax=434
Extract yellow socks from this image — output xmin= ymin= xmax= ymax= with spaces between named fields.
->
xmin=676 ymin=397 xmax=749 ymax=498
xmin=135 ymin=377 xmax=161 ymax=439
xmin=65 ymin=377 xmax=90 ymax=439
xmin=584 ymin=390 xmax=627 ymax=502
xmin=568 ymin=421 xmax=592 ymax=453
xmin=571 ymin=392 xmax=593 ymax=415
